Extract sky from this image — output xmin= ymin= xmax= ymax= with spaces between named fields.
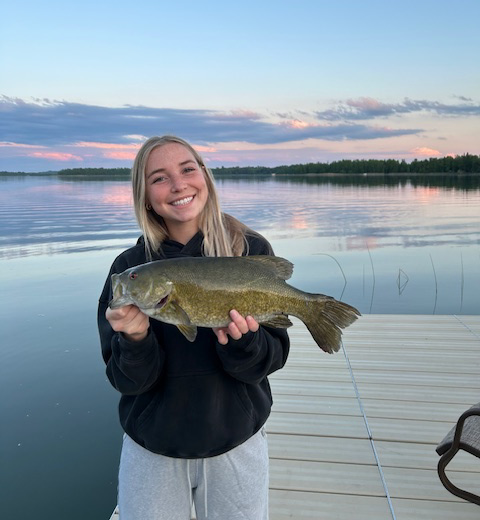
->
xmin=1 ymin=0 xmax=479 ymax=172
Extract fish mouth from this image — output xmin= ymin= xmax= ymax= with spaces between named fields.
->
xmin=109 ymin=274 xmax=130 ymax=308
xmin=109 ymin=294 xmax=131 ymax=309
xmin=155 ymin=295 xmax=169 ymax=309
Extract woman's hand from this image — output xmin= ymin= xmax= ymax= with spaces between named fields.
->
xmin=105 ymin=305 xmax=150 ymax=342
xmin=213 ymin=309 xmax=259 ymax=345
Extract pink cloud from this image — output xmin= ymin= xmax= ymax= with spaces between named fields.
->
xmin=286 ymin=120 xmax=312 ymax=129
xmin=194 ymin=144 xmax=217 ymax=153
xmin=29 ymin=152 xmax=83 ymax=161
xmin=74 ymin=140 xmax=216 ymax=157
xmin=347 ymin=97 xmax=385 ymax=110
xmin=218 ymin=109 xmax=262 ymax=120
xmin=410 ymin=147 xmax=442 ymax=157
xmin=73 ymin=141 xmax=141 ymax=150
xmin=103 ymin=151 xmax=137 ymax=160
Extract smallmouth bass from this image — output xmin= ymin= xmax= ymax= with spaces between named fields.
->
xmin=109 ymin=255 xmax=360 ymax=353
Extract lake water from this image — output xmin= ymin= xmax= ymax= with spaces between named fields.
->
xmin=1 ymin=174 xmax=479 ymax=519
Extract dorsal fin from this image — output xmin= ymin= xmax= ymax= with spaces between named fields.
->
xmin=244 ymin=256 xmax=294 ymax=280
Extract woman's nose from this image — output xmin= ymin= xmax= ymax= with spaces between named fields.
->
xmin=170 ymin=174 xmax=186 ymax=192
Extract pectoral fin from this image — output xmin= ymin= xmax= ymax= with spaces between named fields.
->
xmin=157 ymin=300 xmax=198 ymax=342
xmin=177 ymin=324 xmax=198 ymax=342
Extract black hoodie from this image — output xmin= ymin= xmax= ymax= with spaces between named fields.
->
xmin=98 ymin=231 xmax=290 ymax=458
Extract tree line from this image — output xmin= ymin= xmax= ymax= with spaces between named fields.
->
xmin=212 ymin=154 xmax=480 ymax=176
xmin=57 ymin=167 xmax=130 ymax=177
xmin=2 ymin=153 xmax=478 ymax=178
xmin=55 ymin=153 xmax=480 ymax=176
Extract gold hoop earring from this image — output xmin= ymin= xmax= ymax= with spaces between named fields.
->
xmin=146 ymin=203 xmax=152 ymax=211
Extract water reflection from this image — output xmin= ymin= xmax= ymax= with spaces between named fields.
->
xmin=218 ymin=177 xmax=480 ymax=251
xmin=0 ymin=177 xmax=139 ymax=259
xmin=215 ymin=173 xmax=480 ymax=191
xmin=0 ymin=174 xmax=479 ymax=314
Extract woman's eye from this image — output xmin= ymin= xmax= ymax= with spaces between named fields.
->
xmin=152 ymin=176 xmax=167 ymax=183
xmin=183 ymin=167 xmax=195 ymax=174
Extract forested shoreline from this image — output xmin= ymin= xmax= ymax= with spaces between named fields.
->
xmin=213 ymin=153 xmax=480 ymax=175
xmin=1 ymin=153 xmax=479 ymax=177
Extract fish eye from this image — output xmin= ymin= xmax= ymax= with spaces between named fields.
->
xmin=129 ymin=272 xmax=138 ymax=280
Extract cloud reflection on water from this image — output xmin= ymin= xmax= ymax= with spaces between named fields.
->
xmin=0 ymin=174 xmax=479 ymax=313
xmin=1 ymin=175 xmax=479 ymax=259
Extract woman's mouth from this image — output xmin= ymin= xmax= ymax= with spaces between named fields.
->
xmin=170 ymin=195 xmax=194 ymax=207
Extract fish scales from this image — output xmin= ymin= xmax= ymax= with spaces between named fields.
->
xmin=146 ymin=259 xmax=295 ymax=327
xmin=109 ymin=255 xmax=360 ymax=353
xmin=142 ymin=256 xmax=303 ymax=327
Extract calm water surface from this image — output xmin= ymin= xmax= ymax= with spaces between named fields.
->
xmin=1 ymin=174 xmax=479 ymax=519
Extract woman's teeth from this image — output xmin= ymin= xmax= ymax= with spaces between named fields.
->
xmin=171 ymin=196 xmax=193 ymax=206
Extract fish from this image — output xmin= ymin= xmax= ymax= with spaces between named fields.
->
xmin=109 ymin=255 xmax=360 ymax=353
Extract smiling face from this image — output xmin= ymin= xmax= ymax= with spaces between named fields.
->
xmin=145 ymin=142 xmax=209 ymax=243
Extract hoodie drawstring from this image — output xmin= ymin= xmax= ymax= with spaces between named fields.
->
xmin=203 ymin=458 xmax=208 ymax=518
xmin=187 ymin=459 xmax=193 ymax=514
xmin=187 ymin=458 xmax=208 ymax=518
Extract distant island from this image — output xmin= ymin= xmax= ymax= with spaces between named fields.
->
xmin=1 ymin=153 xmax=479 ymax=177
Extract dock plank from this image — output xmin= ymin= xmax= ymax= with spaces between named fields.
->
xmin=391 ymin=498 xmax=479 ymax=519
xmin=269 ymin=490 xmax=393 ymax=520
xmin=375 ymin=440 xmax=480 ymax=472
xmin=267 ymin=411 xmax=369 ymax=439
xmin=272 ymin=394 xmax=362 ymax=417
xmin=351 ymin=382 xmax=479 ymax=404
xmin=351 ymin=370 xmax=480 ymax=389
xmin=383 ymin=465 xmax=480 ymax=502
xmin=270 ymin=379 xmax=357 ymax=398
xmin=269 ymin=459 xmax=386 ymax=496
xmin=268 ymin=433 xmax=377 ymax=466
xmin=360 ymin=398 xmax=478 ymax=422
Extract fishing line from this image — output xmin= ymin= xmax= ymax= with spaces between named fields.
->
xmin=341 ymin=340 xmax=397 ymax=520
xmin=367 ymin=245 xmax=376 ymax=314
xmin=453 ymin=315 xmax=480 ymax=340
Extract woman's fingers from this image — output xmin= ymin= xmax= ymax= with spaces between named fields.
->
xmin=106 ymin=305 xmax=149 ymax=341
xmin=245 ymin=314 xmax=260 ymax=333
xmin=213 ymin=310 xmax=259 ymax=345
xmin=213 ymin=327 xmax=229 ymax=345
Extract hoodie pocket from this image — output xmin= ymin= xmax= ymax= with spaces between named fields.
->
xmin=134 ymin=391 xmax=162 ymax=434
xmin=234 ymin=381 xmax=256 ymax=421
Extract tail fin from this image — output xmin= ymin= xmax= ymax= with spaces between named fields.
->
xmin=300 ymin=297 xmax=360 ymax=354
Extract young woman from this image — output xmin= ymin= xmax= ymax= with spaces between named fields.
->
xmin=98 ymin=135 xmax=290 ymax=519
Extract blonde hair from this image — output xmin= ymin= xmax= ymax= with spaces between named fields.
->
xmin=131 ymin=135 xmax=247 ymax=259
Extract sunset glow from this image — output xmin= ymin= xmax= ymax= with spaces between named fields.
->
xmin=73 ymin=142 xmax=141 ymax=150
xmin=103 ymin=151 xmax=137 ymax=160
xmin=29 ymin=151 xmax=83 ymax=161
xmin=1 ymin=1 xmax=478 ymax=171
xmin=410 ymin=147 xmax=442 ymax=157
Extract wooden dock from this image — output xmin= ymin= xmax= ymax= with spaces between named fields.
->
xmin=110 ymin=314 xmax=480 ymax=519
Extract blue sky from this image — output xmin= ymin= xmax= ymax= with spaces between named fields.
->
xmin=1 ymin=0 xmax=479 ymax=171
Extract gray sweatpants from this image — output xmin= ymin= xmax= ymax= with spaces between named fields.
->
xmin=118 ymin=428 xmax=269 ymax=520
